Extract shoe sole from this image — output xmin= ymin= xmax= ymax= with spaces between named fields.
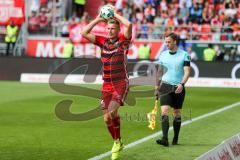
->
xmin=111 ymin=148 xmax=123 ymax=160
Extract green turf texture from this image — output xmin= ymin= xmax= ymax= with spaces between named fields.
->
xmin=0 ymin=81 xmax=239 ymax=160
xmin=106 ymin=100 xmax=240 ymax=160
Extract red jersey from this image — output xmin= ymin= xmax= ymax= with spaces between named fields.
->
xmin=95 ymin=34 xmax=131 ymax=82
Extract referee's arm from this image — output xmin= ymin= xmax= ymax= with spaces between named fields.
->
xmin=175 ymin=63 xmax=191 ymax=94
xmin=181 ymin=66 xmax=191 ymax=85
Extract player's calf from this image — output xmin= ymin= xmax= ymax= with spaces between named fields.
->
xmin=172 ymin=116 xmax=181 ymax=145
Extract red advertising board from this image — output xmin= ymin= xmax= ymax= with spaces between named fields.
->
xmin=0 ymin=0 xmax=25 ymax=25
xmin=27 ymin=38 xmax=163 ymax=60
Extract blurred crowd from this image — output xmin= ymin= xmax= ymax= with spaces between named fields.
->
xmin=108 ymin=0 xmax=240 ymax=41
xmin=28 ymin=0 xmax=61 ymax=34
xmin=23 ymin=0 xmax=240 ymax=61
xmin=27 ymin=0 xmax=240 ymax=41
xmin=137 ymin=42 xmax=240 ymax=61
xmin=203 ymin=43 xmax=240 ymax=61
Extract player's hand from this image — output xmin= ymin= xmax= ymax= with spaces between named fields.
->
xmin=107 ymin=4 xmax=117 ymax=15
xmin=175 ymin=84 xmax=183 ymax=94
xmin=96 ymin=14 xmax=107 ymax=22
xmin=107 ymin=4 xmax=116 ymax=11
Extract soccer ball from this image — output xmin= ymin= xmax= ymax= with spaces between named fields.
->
xmin=100 ymin=5 xmax=114 ymax=20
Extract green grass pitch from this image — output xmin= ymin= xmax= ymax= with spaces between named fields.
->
xmin=0 ymin=81 xmax=239 ymax=160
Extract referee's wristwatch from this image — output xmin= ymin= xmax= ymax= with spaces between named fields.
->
xmin=180 ymin=83 xmax=185 ymax=87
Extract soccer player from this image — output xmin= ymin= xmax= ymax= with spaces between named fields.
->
xmin=155 ymin=32 xmax=191 ymax=146
xmin=81 ymin=7 xmax=132 ymax=160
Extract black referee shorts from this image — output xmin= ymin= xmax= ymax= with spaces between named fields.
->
xmin=158 ymin=82 xmax=186 ymax=109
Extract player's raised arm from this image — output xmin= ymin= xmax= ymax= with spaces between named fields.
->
xmin=81 ymin=15 xmax=106 ymax=43
xmin=114 ymin=13 xmax=132 ymax=39
xmin=108 ymin=5 xmax=132 ymax=39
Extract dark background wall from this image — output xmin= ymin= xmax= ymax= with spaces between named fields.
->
xmin=0 ymin=57 xmax=239 ymax=80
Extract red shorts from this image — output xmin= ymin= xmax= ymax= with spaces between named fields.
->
xmin=101 ymin=80 xmax=129 ymax=110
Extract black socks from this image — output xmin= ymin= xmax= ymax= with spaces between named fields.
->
xmin=173 ymin=117 xmax=181 ymax=144
xmin=161 ymin=115 xmax=169 ymax=140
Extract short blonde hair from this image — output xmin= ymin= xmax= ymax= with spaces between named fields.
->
xmin=107 ymin=19 xmax=120 ymax=28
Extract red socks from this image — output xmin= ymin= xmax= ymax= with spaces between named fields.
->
xmin=106 ymin=120 xmax=115 ymax=139
xmin=113 ymin=116 xmax=121 ymax=139
xmin=106 ymin=116 xmax=121 ymax=140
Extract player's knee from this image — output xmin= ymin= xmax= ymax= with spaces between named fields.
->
xmin=104 ymin=117 xmax=111 ymax=125
xmin=173 ymin=109 xmax=181 ymax=117
xmin=109 ymin=111 xmax=118 ymax=120
xmin=108 ymin=101 xmax=120 ymax=112
xmin=161 ymin=110 xmax=169 ymax=116
xmin=103 ymin=113 xmax=111 ymax=123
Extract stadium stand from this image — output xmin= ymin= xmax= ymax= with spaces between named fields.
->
xmin=24 ymin=0 xmax=240 ymax=42
xmin=0 ymin=0 xmax=239 ymax=60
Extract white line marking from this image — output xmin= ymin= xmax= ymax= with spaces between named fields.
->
xmin=88 ymin=101 xmax=240 ymax=160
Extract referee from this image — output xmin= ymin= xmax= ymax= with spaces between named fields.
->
xmin=155 ymin=32 xmax=191 ymax=146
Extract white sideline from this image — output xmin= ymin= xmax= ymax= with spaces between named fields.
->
xmin=88 ymin=101 xmax=240 ymax=160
